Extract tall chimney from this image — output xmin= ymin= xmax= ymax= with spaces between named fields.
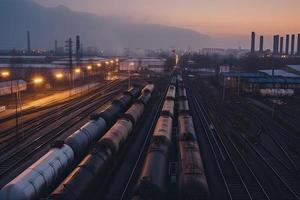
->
xmin=259 ymin=36 xmax=264 ymax=53
xmin=285 ymin=34 xmax=290 ymax=55
xmin=54 ymin=40 xmax=58 ymax=55
xmin=291 ymin=34 xmax=295 ymax=55
xmin=273 ymin=35 xmax=279 ymax=54
xmin=27 ymin=31 xmax=31 ymax=53
xmin=251 ymin=32 xmax=255 ymax=53
xmin=297 ymin=34 xmax=300 ymax=55
xmin=280 ymin=37 xmax=284 ymax=54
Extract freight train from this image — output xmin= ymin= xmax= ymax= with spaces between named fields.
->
xmin=47 ymin=84 xmax=155 ymax=200
xmin=177 ymin=81 xmax=209 ymax=200
xmin=132 ymin=74 xmax=209 ymax=200
xmin=133 ymin=83 xmax=176 ymax=200
xmin=0 ymin=85 xmax=153 ymax=200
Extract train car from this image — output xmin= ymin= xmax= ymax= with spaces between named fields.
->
xmin=161 ymin=99 xmax=175 ymax=117
xmin=141 ymin=84 xmax=155 ymax=94
xmin=138 ymin=90 xmax=152 ymax=105
xmin=178 ymin=113 xmax=196 ymax=140
xmin=133 ymin=141 xmax=169 ymax=200
xmin=152 ymin=115 xmax=173 ymax=145
xmin=127 ymin=87 xmax=141 ymax=99
xmin=48 ymin=147 xmax=112 ymax=200
xmin=122 ymin=102 xmax=145 ymax=125
xmin=98 ymin=118 xmax=133 ymax=154
xmin=165 ymin=85 xmax=176 ymax=99
xmin=177 ymin=86 xmax=187 ymax=98
xmin=178 ymin=140 xmax=209 ymax=200
xmin=48 ymin=85 xmax=155 ymax=200
xmin=177 ymin=96 xmax=189 ymax=113
xmin=0 ymin=144 xmax=74 ymax=200
xmin=64 ymin=118 xmax=106 ymax=161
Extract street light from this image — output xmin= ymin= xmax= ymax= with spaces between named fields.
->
xmin=87 ymin=65 xmax=92 ymax=70
xmin=75 ymin=68 xmax=81 ymax=73
xmin=33 ymin=77 xmax=43 ymax=84
xmin=1 ymin=71 xmax=10 ymax=77
xmin=55 ymin=73 xmax=63 ymax=79
xmin=105 ymin=61 xmax=109 ymax=65
xmin=97 ymin=63 xmax=102 ymax=67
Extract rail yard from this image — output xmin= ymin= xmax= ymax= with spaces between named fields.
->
xmin=0 ymin=69 xmax=299 ymax=200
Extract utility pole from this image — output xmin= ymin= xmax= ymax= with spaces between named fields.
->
xmin=222 ymin=76 xmax=226 ymax=100
xmin=66 ymin=38 xmax=73 ymax=96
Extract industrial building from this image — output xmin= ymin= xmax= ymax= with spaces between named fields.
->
xmin=119 ymin=58 xmax=166 ymax=73
xmin=219 ymin=69 xmax=300 ymax=96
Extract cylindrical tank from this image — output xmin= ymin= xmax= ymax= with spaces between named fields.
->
xmin=177 ymin=87 xmax=187 ymax=97
xmin=127 ymin=87 xmax=141 ymax=98
xmin=122 ymin=102 xmax=144 ymax=125
xmin=165 ymin=85 xmax=176 ymax=99
xmin=134 ymin=141 xmax=169 ymax=200
xmin=0 ymin=145 xmax=74 ymax=200
xmin=179 ymin=140 xmax=209 ymax=200
xmin=141 ymin=84 xmax=155 ymax=94
xmin=138 ymin=91 xmax=152 ymax=105
xmin=152 ymin=115 xmax=173 ymax=145
xmin=178 ymin=114 xmax=196 ymax=140
xmin=48 ymin=147 xmax=112 ymax=200
xmin=161 ymin=99 xmax=175 ymax=117
xmin=177 ymin=97 xmax=190 ymax=113
xmin=99 ymin=118 xmax=133 ymax=154
xmin=64 ymin=118 xmax=106 ymax=161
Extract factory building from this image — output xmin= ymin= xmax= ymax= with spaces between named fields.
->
xmin=285 ymin=34 xmax=290 ymax=55
xmin=273 ymin=35 xmax=279 ymax=54
xmin=219 ymin=69 xmax=300 ymax=96
xmin=119 ymin=58 xmax=166 ymax=73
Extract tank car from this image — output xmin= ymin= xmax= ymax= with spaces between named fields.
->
xmin=48 ymin=147 xmax=112 ymax=200
xmin=177 ymin=86 xmax=187 ymax=97
xmin=64 ymin=118 xmax=106 ymax=161
xmin=141 ymin=84 xmax=155 ymax=94
xmin=161 ymin=99 xmax=175 ymax=118
xmin=152 ymin=115 xmax=173 ymax=145
xmin=177 ymin=96 xmax=190 ymax=113
xmin=133 ymin=141 xmax=169 ymax=200
xmin=178 ymin=140 xmax=209 ymax=200
xmin=98 ymin=118 xmax=133 ymax=154
xmin=178 ymin=113 xmax=197 ymax=140
xmin=0 ymin=144 xmax=74 ymax=200
xmin=165 ymin=85 xmax=176 ymax=99
xmin=122 ymin=102 xmax=145 ymax=125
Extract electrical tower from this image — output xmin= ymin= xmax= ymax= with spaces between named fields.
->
xmin=65 ymin=38 xmax=74 ymax=94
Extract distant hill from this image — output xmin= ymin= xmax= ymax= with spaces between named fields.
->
xmin=0 ymin=0 xmax=211 ymax=51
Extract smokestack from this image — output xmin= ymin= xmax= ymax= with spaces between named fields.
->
xmin=54 ymin=40 xmax=58 ymax=55
xmin=285 ymin=34 xmax=290 ymax=55
xmin=76 ymin=35 xmax=80 ymax=60
xmin=259 ymin=36 xmax=264 ymax=53
xmin=280 ymin=37 xmax=284 ymax=54
xmin=273 ymin=35 xmax=279 ymax=54
xmin=27 ymin=31 xmax=31 ymax=53
xmin=291 ymin=34 xmax=295 ymax=55
xmin=251 ymin=32 xmax=255 ymax=53
xmin=298 ymin=34 xmax=300 ymax=55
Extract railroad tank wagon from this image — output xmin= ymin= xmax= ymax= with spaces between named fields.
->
xmin=48 ymin=147 xmax=112 ymax=200
xmin=138 ymin=90 xmax=151 ymax=105
xmin=165 ymin=85 xmax=176 ymax=99
xmin=177 ymin=96 xmax=190 ymax=113
xmin=127 ymin=87 xmax=141 ymax=99
xmin=0 ymin=144 xmax=74 ymax=200
xmin=122 ymin=102 xmax=145 ymax=125
xmin=141 ymin=84 xmax=155 ymax=94
xmin=177 ymin=86 xmax=187 ymax=97
xmin=64 ymin=118 xmax=106 ymax=161
xmin=178 ymin=140 xmax=209 ymax=200
xmin=152 ymin=115 xmax=173 ymax=145
xmin=178 ymin=113 xmax=197 ymax=140
xmin=113 ymin=92 xmax=133 ymax=111
xmin=134 ymin=141 xmax=169 ymax=200
xmin=161 ymin=99 xmax=175 ymax=117
xmin=98 ymin=118 xmax=133 ymax=154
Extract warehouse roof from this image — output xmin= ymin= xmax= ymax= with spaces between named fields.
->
xmin=259 ymin=69 xmax=299 ymax=77
xmin=287 ymin=65 xmax=300 ymax=73
xmin=247 ymin=77 xmax=300 ymax=84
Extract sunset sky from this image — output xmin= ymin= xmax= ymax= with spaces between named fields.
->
xmin=35 ymin=0 xmax=300 ymax=36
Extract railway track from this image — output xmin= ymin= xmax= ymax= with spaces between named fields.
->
xmin=186 ymin=76 xmax=300 ymax=200
xmin=119 ymin=82 xmax=169 ymax=200
xmin=0 ymin=80 xmax=123 ymax=153
xmin=0 ymin=82 xmax=126 ymax=179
